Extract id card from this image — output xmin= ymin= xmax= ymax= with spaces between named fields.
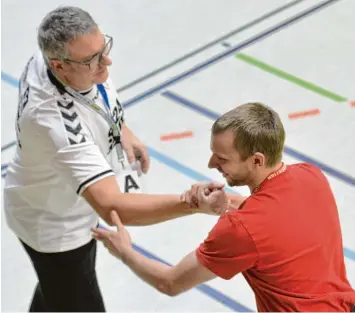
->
xmin=116 ymin=162 xmax=143 ymax=194
xmin=98 ymin=161 xmax=144 ymax=230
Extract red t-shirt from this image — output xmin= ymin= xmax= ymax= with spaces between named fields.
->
xmin=196 ymin=163 xmax=355 ymax=312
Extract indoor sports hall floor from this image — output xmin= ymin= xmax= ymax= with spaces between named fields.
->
xmin=1 ymin=0 xmax=354 ymax=311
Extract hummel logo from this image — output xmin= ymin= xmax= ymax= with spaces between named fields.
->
xmin=65 ymin=123 xmax=82 ymax=136
xmin=58 ymin=101 xmax=74 ymax=110
xmin=57 ymin=100 xmax=86 ymax=145
xmin=69 ymin=136 xmax=86 ymax=145
xmin=61 ymin=111 xmax=78 ymax=122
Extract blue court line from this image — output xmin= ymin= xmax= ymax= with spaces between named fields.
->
xmin=161 ymin=90 xmax=355 ymax=188
xmin=122 ymin=0 xmax=340 ymax=109
xmin=1 ymin=72 xmax=19 ymax=87
xmin=2 ymin=164 xmax=8 ymax=178
xmin=147 ymin=147 xmax=237 ymax=194
xmin=344 ymin=248 xmax=355 ymax=261
xmin=116 ymin=0 xmax=305 ymax=92
xmin=96 ymin=225 xmax=252 ymax=312
xmin=129 ymin=243 xmax=252 ymax=312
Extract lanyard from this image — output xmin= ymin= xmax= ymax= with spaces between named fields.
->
xmin=97 ymin=84 xmax=109 ymax=110
xmin=252 ymin=162 xmax=286 ymax=194
xmin=63 ymin=83 xmax=126 ymax=166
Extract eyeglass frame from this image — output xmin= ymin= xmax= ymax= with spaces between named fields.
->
xmin=55 ymin=34 xmax=113 ymax=69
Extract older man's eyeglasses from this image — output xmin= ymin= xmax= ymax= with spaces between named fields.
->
xmin=63 ymin=34 xmax=113 ymax=69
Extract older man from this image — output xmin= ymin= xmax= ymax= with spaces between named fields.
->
xmin=3 ymin=6 xmax=228 ymax=312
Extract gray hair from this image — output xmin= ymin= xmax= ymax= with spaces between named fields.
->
xmin=37 ymin=6 xmax=98 ymax=60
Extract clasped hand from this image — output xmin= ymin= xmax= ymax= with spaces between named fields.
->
xmin=181 ymin=181 xmax=230 ymax=216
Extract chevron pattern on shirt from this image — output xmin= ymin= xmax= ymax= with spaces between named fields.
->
xmin=57 ymin=100 xmax=86 ymax=145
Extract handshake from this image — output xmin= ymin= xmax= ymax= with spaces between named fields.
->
xmin=180 ymin=181 xmax=232 ymax=216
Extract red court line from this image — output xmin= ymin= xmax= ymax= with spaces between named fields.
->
xmin=288 ymin=108 xmax=320 ymax=119
xmin=160 ymin=131 xmax=194 ymax=141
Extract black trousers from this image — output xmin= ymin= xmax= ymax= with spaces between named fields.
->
xmin=20 ymin=238 xmax=105 ymax=312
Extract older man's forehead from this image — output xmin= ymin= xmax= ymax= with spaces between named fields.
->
xmin=66 ymin=29 xmax=105 ymax=60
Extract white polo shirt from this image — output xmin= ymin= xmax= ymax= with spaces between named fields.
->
xmin=3 ymin=50 xmax=141 ymax=252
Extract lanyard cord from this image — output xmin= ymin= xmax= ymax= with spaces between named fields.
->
xmin=47 ymin=68 xmax=125 ymax=165
xmin=64 ymin=85 xmax=115 ymax=130
xmin=97 ymin=84 xmax=110 ymax=110
xmin=63 ymin=84 xmax=125 ymax=165
xmin=47 ymin=68 xmax=115 ymax=127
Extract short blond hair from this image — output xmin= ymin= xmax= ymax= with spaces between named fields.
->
xmin=212 ymin=102 xmax=285 ymax=167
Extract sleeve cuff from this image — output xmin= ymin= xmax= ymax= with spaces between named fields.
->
xmin=76 ymin=169 xmax=115 ymax=195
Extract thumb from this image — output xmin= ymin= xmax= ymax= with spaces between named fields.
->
xmin=208 ymin=189 xmax=228 ymax=207
xmin=207 ymin=181 xmax=224 ymax=191
xmin=110 ymin=210 xmax=123 ymax=230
